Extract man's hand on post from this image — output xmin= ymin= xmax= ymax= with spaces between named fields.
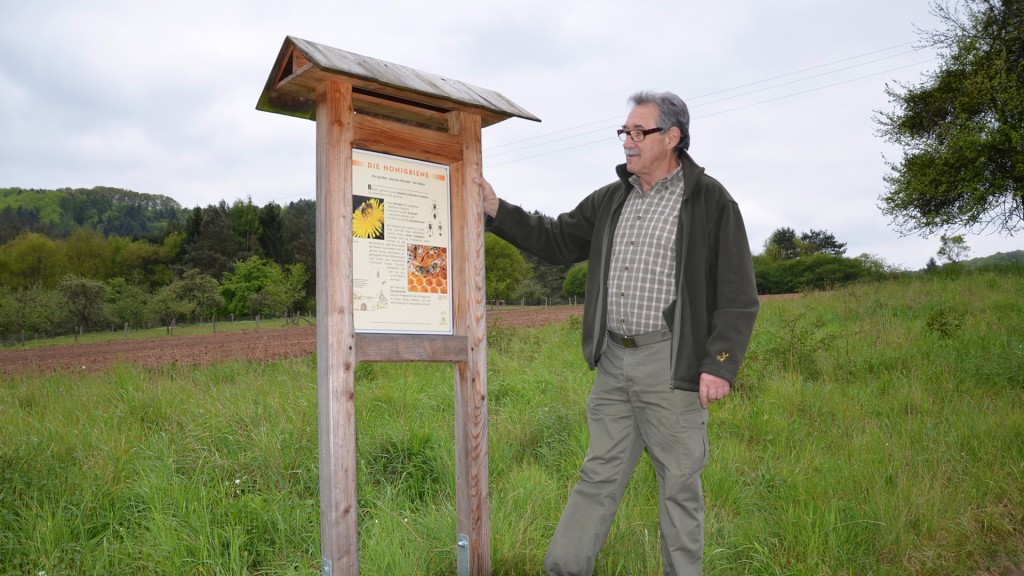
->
xmin=698 ymin=373 xmax=730 ymax=409
xmin=473 ymin=175 xmax=499 ymax=217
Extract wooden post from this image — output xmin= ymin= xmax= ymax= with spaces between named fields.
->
xmin=315 ymin=79 xmax=359 ymax=575
xmin=448 ymin=110 xmax=490 ymax=575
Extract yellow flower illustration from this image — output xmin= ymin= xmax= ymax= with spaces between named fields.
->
xmin=353 ymin=198 xmax=384 ymax=239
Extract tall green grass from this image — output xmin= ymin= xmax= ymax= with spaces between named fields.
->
xmin=1 ymin=270 xmax=1022 ymax=575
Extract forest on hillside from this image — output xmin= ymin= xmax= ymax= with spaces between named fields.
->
xmin=0 ymin=186 xmax=1018 ymax=344
xmin=0 ymin=187 xmax=573 ymax=343
xmin=0 ymin=187 xmax=185 ymax=242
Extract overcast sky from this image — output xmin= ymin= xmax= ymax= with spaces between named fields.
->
xmin=1 ymin=0 xmax=1019 ymax=269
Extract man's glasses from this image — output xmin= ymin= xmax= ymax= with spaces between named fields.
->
xmin=617 ymin=127 xmax=664 ymax=142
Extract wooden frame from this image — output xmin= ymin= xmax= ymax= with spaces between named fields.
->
xmin=257 ymin=37 xmax=538 ymax=576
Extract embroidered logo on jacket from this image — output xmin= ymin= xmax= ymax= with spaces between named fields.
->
xmin=717 ymin=352 xmax=730 ymax=362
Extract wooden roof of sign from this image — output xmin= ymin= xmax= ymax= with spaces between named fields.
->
xmin=256 ymin=36 xmax=540 ymax=131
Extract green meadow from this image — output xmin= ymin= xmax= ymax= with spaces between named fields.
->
xmin=2 ymin=270 xmax=1022 ymax=575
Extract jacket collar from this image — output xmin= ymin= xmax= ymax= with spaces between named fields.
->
xmin=615 ymin=151 xmax=704 ymax=198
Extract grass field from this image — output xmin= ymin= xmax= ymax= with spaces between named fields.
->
xmin=1 ymin=269 xmax=1022 ymax=575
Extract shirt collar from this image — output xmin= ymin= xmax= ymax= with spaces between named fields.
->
xmin=628 ymin=164 xmax=684 ymax=198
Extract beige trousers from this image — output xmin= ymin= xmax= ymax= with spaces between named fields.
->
xmin=544 ymin=338 xmax=709 ymax=576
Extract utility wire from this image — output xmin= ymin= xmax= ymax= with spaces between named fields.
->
xmin=485 ymin=49 xmax=923 ymax=159
xmin=485 ymin=58 xmax=935 ymax=168
xmin=484 ymin=41 xmax=930 ymax=156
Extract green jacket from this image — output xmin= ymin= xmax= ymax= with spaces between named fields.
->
xmin=486 ymin=152 xmax=759 ymax=391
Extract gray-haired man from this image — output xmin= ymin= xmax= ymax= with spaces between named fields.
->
xmin=476 ymin=91 xmax=759 ymax=575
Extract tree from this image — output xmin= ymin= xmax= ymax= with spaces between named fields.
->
xmin=799 ymin=229 xmax=847 ymax=256
xmin=520 ymin=251 xmax=573 ymax=300
xmin=258 ymin=202 xmax=285 ymax=263
xmin=148 ymin=283 xmax=189 ymax=334
xmin=175 ymin=268 xmax=224 ymax=324
xmin=876 ymin=0 xmax=1024 ymax=237
xmin=0 ymin=232 xmax=66 ymax=288
xmin=511 ymin=277 xmax=548 ymax=304
xmin=220 ymin=256 xmax=291 ymax=319
xmin=563 ymin=262 xmax=588 ymax=298
xmin=108 ymin=236 xmax=164 ymax=288
xmin=228 ymin=197 xmax=263 ymax=258
xmin=64 ymin=229 xmax=112 ymax=279
xmin=763 ymin=227 xmax=801 ymax=261
xmin=105 ymin=278 xmax=149 ymax=330
xmin=937 ymin=233 xmax=971 ymax=264
xmin=281 ymin=199 xmax=316 ymax=298
xmin=57 ymin=274 xmax=110 ymax=341
xmin=484 ymin=233 xmax=532 ymax=301
xmin=0 ymin=283 xmax=59 ymax=344
xmin=185 ymin=203 xmax=240 ymax=278
xmin=282 ymin=262 xmax=310 ymax=313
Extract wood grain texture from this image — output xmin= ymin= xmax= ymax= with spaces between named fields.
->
xmin=448 ymin=110 xmax=491 ymax=576
xmin=315 ymin=80 xmax=360 ymax=575
xmin=354 ymin=333 xmax=468 ymax=363
xmin=352 ymin=114 xmax=462 ymax=165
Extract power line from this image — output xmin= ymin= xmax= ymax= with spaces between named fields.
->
xmin=484 ymin=58 xmax=935 ymax=169
xmin=484 ymin=41 xmax=931 ymax=156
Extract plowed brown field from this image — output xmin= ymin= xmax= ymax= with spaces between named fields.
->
xmin=0 ymin=297 xmax=795 ymax=377
xmin=0 ymin=305 xmax=584 ymax=376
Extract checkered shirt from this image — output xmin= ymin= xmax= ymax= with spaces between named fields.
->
xmin=606 ymin=166 xmax=684 ymax=335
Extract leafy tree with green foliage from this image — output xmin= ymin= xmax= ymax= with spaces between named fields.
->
xmin=876 ymin=0 xmax=1024 ymax=236
xmin=563 ymin=261 xmax=588 ymax=298
xmin=854 ymin=253 xmax=900 ymax=278
xmin=65 ymin=229 xmax=112 ymax=280
xmin=155 ymin=231 xmax=186 ymax=286
xmin=799 ymin=229 xmax=847 ymax=256
xmin=762 ymin=226 xmax=849 ymax=263
xmin=175 ymin=269 xmax=224 ymax=324
xmin=107 ymin=236 xmax=164 ymax=288
xmin=0 ymin=283 xmax=59 ymax=344
xmin=510 ymin=277 xmax=548 ymax=304
xmin=281 ymin=199 xmax=317 ymax=297
xmin=147 ymin=283 xmax=189 ymax=334
xmin=57 ymin=274 xmax=110 ymax=341
xmin=105 ymin=278 xmax=149 ymax=330
xmin=937 ymin=233 xmax=971 ymax=264
xmin=0 ymin=232 xmax=65 ymax=288
xmin=763 ymin=227 xmax=801 ymax=262
xmin=228 ymin=197 xmax=263 ymax=258
xmin=282 ymin=262 xmax=310 ymax=313
xmin=0 ymin=205 xmax=45 ymax=244
xmin=484 ymin=233 xmax=532 ymax=301
xmin=220 ymin=256 xmax=293 ymax=319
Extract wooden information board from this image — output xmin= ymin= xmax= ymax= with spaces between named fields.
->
xmin=256 ymin=37 xmax=539 ymax=576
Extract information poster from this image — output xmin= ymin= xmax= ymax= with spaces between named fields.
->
xmin=350 ymin=150 xmax=453 ymax=334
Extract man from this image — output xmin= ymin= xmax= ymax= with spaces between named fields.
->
xmin=475 ymin=90 xmax=759 ymax=575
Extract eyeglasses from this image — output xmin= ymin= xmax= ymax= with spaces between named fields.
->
xmin=617 ymin=127 xmax=664 ymax=142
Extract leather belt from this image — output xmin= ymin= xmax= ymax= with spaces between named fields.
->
xmin=606 ymin=329 xmax=671 ymax=349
